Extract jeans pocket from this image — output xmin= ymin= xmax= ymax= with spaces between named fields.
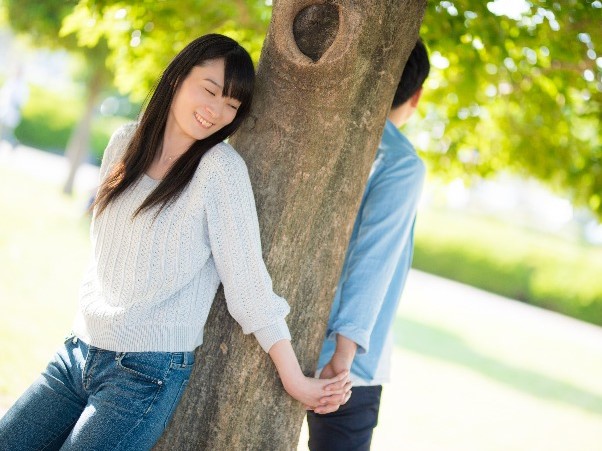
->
xmin=115 ymin=352 xmax=171 ymax=386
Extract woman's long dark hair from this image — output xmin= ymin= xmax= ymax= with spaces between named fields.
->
xmin=92 ymin=34 xmax=255 ymax=217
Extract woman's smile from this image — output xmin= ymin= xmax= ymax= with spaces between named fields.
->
xmin=194 ymin=111 xmax=214 ymax=129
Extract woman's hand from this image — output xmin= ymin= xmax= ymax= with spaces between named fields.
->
xmin=268 ymin=340 xmax=352 ymax=414
xmin=283 ymin=371 xmax=352 ymax=415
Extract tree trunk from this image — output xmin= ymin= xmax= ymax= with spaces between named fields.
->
xmin=62 ymin=67 xmax=104 ymax=195
xmin=155 ymin=1 xmax=426 ymax=449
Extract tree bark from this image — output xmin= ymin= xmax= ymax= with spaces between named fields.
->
xmin=155 ymin=1 xmax=426 ymax=449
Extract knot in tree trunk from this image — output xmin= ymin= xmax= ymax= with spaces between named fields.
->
xmin=293 ymin=3 xmax=339 ymax=62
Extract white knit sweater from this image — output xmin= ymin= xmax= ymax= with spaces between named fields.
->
xmin=72 ymin=123 xmax=291 ymax=353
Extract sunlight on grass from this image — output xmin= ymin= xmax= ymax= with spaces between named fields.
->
xmin=0 ymin=166 xmax=91 ymax=407
xmin=383 ymin=280 xmax=602 ymax=451
xmin=300 ymin=275 xmax=602 ymax=451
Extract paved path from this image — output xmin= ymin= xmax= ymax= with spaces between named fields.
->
xmin=0 ymin=141 xmax=100 ymax=194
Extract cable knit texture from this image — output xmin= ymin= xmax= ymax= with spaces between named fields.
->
xmin=73 ymin=123 xmax=291 ymax=353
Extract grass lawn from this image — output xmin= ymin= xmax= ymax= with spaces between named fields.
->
xmin=0 ymin=165 xmax=91 ymax=408
xmin=413 ymin=207 xmax=602 ymax=326
xmin=2 ymin=160 xmax=602 ymax=450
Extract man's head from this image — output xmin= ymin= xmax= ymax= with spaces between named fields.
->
xmin=389 ymin=39 xmax=430 ymax=127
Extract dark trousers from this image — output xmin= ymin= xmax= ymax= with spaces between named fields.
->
xmin=307 ymin=385 xmax=383 ymax=451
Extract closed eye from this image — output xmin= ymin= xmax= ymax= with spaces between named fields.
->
xmin=205 ymin=88 xmax=216 ymax=96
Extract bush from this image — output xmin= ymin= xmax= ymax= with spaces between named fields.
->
xmin=14 ymin=85 xmax=81 ymax=154
xmin=14 ymin=85 xmax=130 ymax=164
xmin=413 ymin=208 xmax=602 ymax=326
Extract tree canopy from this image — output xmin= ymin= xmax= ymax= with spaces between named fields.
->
xmin=419 ymin=0 xmax=601 ymax=217
xmin=4 ymin=0 xmax=109 ymax=82
xmin=5 ymin=0 xmax=601 ymax=216
xmin=59 ymin=0 xmax=271 ymax=100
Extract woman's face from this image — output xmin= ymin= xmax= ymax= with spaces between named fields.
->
xmin=167 ymin=58 xmax=242 ymax=146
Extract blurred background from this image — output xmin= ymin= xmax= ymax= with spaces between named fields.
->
xmin=0 ymin=0 xmax=601 ymax=449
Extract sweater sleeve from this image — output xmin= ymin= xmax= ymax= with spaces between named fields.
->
xmin=205 ymin=146 xmax=291 ymax=353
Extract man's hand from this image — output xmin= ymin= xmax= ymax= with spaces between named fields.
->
xmin=314 ymin=335 xmax=358 ymax=412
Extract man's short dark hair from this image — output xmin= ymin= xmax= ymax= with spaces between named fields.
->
xmin=391 ymin=39 xmax=430 ymax=108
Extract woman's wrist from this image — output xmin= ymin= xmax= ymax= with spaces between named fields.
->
xmin=268 ymin=340 xmax=306 ymax=391
xmin=280 ymin=367 xmax=306 ymax=393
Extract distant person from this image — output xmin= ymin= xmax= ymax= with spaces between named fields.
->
xmin=307 ymin=39 xmax=431 ymax=451
xmin=0 ymin=65 xmax=29 ymax=149
xmin=0 ymin=34 xmax=350 ymax=450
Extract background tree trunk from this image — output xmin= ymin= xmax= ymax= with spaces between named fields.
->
xmin=62 ymin=67 xmax=103 ymax=194
xmin=155 ymin=1 xmax=426 ymax=449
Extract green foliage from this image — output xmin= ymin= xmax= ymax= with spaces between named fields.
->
xmin=14 ymin=86 xmax=82 ymax=153
xmin=4 ymin=0 xmax=78 ymax=48
xmin=4 ymin=0 xmax=113 ymax=154
xmin=412 ymin=207 xmax=602 ymax=326
xmin=14 ymin=85 xmax=129 ymax=161
xmin=418 ymin=1 xmax=602 ymax=217
xmin=60 ymin=0 xmax=271 ymax=100
xmin=59 ymin=0 xmax=602 ymax=219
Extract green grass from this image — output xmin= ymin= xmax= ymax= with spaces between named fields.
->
xmin=0 ymin=166 xmax=91 ymax=408
xmin=380 ymin=284 xmax=602 ymax=451
xmin=413 ymin=208 xmax=602 ymax=326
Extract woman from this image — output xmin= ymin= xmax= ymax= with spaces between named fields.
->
xmin=0 ymin=34 xmax=350 ymax=450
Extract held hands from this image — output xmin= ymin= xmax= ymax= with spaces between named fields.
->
xmin=312 ymin=334 xmax=358 ymax=413
xmin=283 ymin=370 xmax=352 ymax=415
xmin=268 ymin=339 xmax=352 ymax=415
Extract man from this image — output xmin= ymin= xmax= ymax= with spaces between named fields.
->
xmin=307 ymin=39 xmax=431 ymax=450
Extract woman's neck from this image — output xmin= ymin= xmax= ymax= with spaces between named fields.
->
xmin=160 ymin=116 xmax=195 ymax=164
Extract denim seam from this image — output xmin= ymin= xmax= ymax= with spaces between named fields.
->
xmin=111 ymin=383 xmax=166 ymax=449
xmin=82 ymin=348 xmax=97 ymax=392
xmin=163 ymin=378 xmax=189 ymax=428
xmin=144 ymin=383 xmax=165 ymax=416
xmin=39 ymin=417 xmax=79 ymax=451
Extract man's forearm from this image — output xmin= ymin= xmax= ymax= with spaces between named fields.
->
xmin=332 ymin=334 xmax=358 ymax=367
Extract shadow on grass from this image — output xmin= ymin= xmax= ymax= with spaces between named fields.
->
xmin=394 ymin=316 xmax=602 ymax=416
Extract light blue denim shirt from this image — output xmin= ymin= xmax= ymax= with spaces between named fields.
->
xmin=317 ymin=119 xmax=425 ymax=384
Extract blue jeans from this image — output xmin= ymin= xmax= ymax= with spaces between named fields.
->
xmin=307 ymin=385 xmax=383 ymax=451
xmin=0 ymin=334 xmax=194 ymax=450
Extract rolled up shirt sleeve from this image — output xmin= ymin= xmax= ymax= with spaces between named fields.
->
xmin=328 ymin=153 xmax=425 ymax=354
xmin=205 ymin=148 xmax=291 ymax=353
